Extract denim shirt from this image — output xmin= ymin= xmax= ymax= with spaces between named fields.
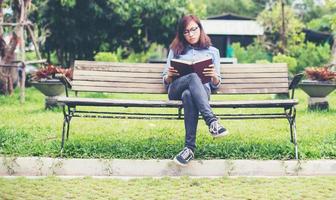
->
xmin=162 ymin=46 xmax=221 ymax=92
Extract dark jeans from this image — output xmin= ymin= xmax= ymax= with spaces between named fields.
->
xmin=168 ymin=73 xmax=217 ymax=151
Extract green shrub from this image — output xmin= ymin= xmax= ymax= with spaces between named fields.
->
xmin=26 ymin=51 xmax=58 ymax=66
xmin=232 ymin=42 xmax=271 ymax=63
xmin=273 ymin=54 xmax=297 ymax=74
xmin=256 ymin=59 xmax=271 ymax=64
xmin=231 ymin=43 xmax=248 ymax=62
xmin=288 ymin=42 xmax=331 ymax=73
xmin=94 ymin=52 xmax=120 ymax=62
xmin=94 ymin=43 xmax=164 ymax=63
xmin=25 ymin=52 xmax=39 ymax=61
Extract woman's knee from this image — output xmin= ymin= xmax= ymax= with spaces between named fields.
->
xmin=181 ymin=89 xmax=192 ymax=101
xmin=189 ymin=73 xmax=201 ymax=82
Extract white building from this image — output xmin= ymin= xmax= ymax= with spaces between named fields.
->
xmin=200 ymin=14 xmax=264 ymax=62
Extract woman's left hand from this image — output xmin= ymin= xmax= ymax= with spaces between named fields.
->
xmin=203 ymin=64 xmax=220 ymax=85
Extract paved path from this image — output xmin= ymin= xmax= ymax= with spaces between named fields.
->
xmin=1 ymin=157 xmax=335 ymax=177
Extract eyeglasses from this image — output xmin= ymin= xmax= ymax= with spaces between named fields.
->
xmin=183 ymin=26 xmax=199 ymax=36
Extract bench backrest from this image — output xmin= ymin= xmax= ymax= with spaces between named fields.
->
xmin=72 ymin=60 xmax=289 ymax=95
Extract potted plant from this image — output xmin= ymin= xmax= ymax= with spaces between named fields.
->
xmin=31 ymin=65 xmax=73 ymax=109
xmin=299 ymin=66 xmax=336 ymax=110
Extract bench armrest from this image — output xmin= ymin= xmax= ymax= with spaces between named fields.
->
xmin=289 ymin=73 xmax=304 ymax=90
xmin=288 ymin=73 xmax=304 ymax=99
xmin=55 ymin=74 xmax=72 ymax=97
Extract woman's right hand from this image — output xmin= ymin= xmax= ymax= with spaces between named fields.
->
xmin=165 ymin=67 xmax=179 ymax=83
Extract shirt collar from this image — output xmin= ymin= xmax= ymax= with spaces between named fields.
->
xmin=186 ymin=44 xmax=203 ymax=50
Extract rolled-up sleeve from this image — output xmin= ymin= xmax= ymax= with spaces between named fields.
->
xmin=162 ymin=49 xmax=174 ymax=86
xmin=210 ymin=47 xmax=221 ymax=90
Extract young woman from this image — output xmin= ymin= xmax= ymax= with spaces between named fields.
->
xmin=162 ymin=15 xmax=229 ymax=166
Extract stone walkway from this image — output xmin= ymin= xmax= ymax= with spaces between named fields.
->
xmin=1 ymin=157 xmax=335 ymax=177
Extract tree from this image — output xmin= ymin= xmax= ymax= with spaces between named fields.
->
xmin=304 ymin=0 xmax=336 ymax=66
xmin=0 ymin=0 xmax=28 ymax=95
xmin=33 ymin=0 xmax=189 ymax=66
xmin=195 ymin=0 xmax=269 ymax=18
xmin=330 ymin=14 xmax=336 ymax=66
xmin=299 ymin=0 xmax=335 ymax=23
xmin=257 ymin=1 xmax=304 ymax=55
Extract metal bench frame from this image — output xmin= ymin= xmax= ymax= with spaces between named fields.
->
xmin=57 ymin=61 xmax=303 ymax=159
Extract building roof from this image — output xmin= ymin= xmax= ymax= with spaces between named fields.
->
xmin=303 ymin=28 xmax=333 ymax=45
xmin=207 ymin=13 xmax=254 ymax=21
xmin=201 ymin=20 xmax=264 ymax=36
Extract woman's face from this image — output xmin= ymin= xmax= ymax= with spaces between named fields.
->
xmin=183 ymin=20 xmax=200 ymax=45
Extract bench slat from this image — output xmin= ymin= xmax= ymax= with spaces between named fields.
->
xmin=76 ymin=66 xmax=164 ymax=73
xmin=217 ymin=87 xmax=289 ymax=94
xmin=72 ymin=86 xmax=166 ymax=93
xmin=73 ymin=80 xmax=164 ymax=89
xmin=221 ymin=83 xmax=289 ymax=89
xmin=221 ymin=72 xmax=288 ymax=78
xmin=75 ymin=68 xmax=287 ymax=75
xmin=74 ymin=76 xmax=162 ymax=83
xmin=75 ymin=65 xmax=287 ymax=73
xmin=74 ymin=70 xmax=161 ymax=78
xmin=221 ymin=67 xmax=288 ymax=73
xmin=75 ymin=60 xmax=287 ymax=68
xmin=75 ymin=61 xmax=288 ymax=69
xmin=74 ymin=71 xmax=288 ymax=79
xmin=72 ymin=82 xmax=288 ymax=90
xmin=57 ymin=96 xmax=298 ymax=108
xmin=221 ymin=63 xmax=287 ymax=68
xmin=221 ymin=78 xmax=288 ymax=84
xmin=75 ymin=60 xmax=163 ymax=68
xmin=73 ymin=76 xmax=288 ymax=85
xmin=72 ymin=85 xmax=288 ymax=94
xmin=74 ymin=70 xmax=288 ymax=79
xmin=73 ymin=76 xmax=288 ymax=84
xmin=76 ymin=66 xmax=287 ymax=73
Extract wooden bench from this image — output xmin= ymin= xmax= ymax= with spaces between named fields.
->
xmin=57 ymin=60 xmax=303 ymax=159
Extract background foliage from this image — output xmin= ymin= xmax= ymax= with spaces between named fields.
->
xmin=31 ymin=0 xmax=189 ymax=66
xmin=4 ymin=0 xmax=333 ymax=71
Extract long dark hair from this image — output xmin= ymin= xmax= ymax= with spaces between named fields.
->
xmin=170 ymin=15 xmax=211 ymax=56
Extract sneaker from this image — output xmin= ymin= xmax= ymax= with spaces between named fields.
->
xmin=209 ymin=120 xmax=229 ymax=138
xmin=173 ymin=147 xmax=194 ymax=166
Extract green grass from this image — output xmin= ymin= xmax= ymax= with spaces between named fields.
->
xmin=0 ymin=176 xmax=335 ymax=200
xmin=0 ymin=87 xmax=335 ymax=159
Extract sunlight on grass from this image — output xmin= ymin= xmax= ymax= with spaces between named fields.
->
xmin=0 ymin=88 xmax=335 ymax=159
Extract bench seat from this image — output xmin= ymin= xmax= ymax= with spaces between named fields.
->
xmin=57 ymin=97 xmax=298 ymax=108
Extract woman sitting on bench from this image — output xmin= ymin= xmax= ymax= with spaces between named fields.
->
xmin=162 ymin=15 xmax=229 ymax=166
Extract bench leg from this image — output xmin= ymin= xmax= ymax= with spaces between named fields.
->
xmin=61 ymin=116 xmax=68 ymax=151
xmin=66 ymin=117 xmax=71 ymax=140
xmin=292 ymin=120 xmax=298 ymax=160
xmin=287 ymin=107 xmax=299 ymax=160
xmin=61 ymin=105 xmax=73 ymax=152
xmin=289 ymin=120 xmax=294 ymax=143
xmin=178 ymin=107 xmax=183 ymax=119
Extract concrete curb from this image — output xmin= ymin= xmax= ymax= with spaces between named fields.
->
xmin=0 ymin=157 xmax=335 ymax=177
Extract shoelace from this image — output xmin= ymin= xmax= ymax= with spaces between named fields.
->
xmin=210 ymin=121 xmax=219 ymax=134
xmin=180 ymin=148 xmax=193 ymax=160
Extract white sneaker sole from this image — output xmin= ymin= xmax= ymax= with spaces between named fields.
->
xmin=212 ymin=130 xmax=229 ymax=138
xmin=173 ymin=157 xmax=188 ymax=167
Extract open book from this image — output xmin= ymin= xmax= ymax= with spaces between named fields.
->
xmin=171 ymin=57 xmax=213 ymax=84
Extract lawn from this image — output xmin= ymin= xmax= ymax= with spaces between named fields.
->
xmin=0 ymin=87 xmax=335 ymax=159
xmin=0 ymin=176 xmax=335 ymax=200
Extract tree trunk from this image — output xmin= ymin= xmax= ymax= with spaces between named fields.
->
xmin=0 ymin=1 xmax=18 ymax=95
xmin=0 ymin=0 xmax=3 ymax=36
xmin=331 ymin=36 xmax=336 ymax=67
xmin=0 ymin=33 xmax=19 ymax=95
